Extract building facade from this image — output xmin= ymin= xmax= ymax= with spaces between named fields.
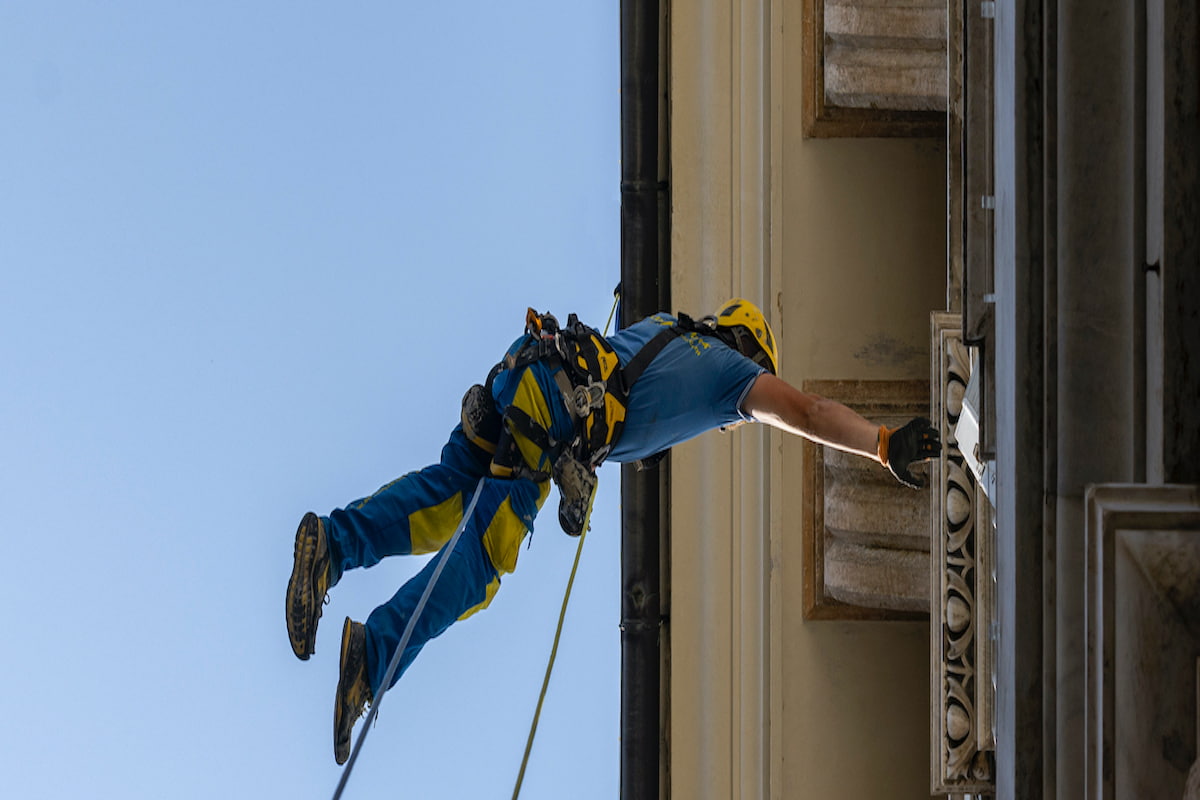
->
xmin=620 ymin=0 xmax=1200 ymax=797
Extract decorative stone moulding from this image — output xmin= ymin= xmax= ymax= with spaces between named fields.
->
xmin=930 ymin=312 xmax=995 ymax=794
xmin=1084 ymin=484 xmax=1200 ymax=800
xmin=801 ymin=378 xmax=932 ymax=621
xmin=803 ymin=0 xmax=948 ymax=137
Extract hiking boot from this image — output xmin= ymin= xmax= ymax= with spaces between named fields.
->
xmin=286 ymin=512 xmax=331 ymax=660
xmin=334 ymin=617 xmax=373 ymax=765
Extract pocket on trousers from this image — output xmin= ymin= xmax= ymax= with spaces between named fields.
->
xmin=481 ymin=497 xmax=528 ymax=575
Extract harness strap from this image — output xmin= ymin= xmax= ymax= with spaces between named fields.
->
xmin=552 ymin=370 xmax=579 ymax=418
xmin=497 ymin=406 xmax=555 ymax=483
xmin=505 ymin=337 xmax=561 ymax=372
xmin=619 ymin=326 xmax=680 ymax=390
xmin=504 ymin=405 xmax=556 ymax=455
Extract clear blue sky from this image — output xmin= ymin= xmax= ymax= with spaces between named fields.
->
xmin=1 ymin=4 xmax=622 ymax=798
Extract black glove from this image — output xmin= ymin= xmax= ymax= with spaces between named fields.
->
xmin=879 ymin=417 xmax=941 ymax=489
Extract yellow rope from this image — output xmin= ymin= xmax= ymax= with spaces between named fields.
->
xmin=511 ymin=291 xmax=620 ymax=800
xmin=510 ymin=525 xmax=589 ymax=800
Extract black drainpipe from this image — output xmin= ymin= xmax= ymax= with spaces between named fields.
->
xmin=619 ymin=1 xmax=668 ymax=798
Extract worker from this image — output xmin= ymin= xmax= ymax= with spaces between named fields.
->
xmin=285 ymin=298 xmax=940 ymax=764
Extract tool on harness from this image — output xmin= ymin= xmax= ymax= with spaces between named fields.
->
xmin=552 ymin=450 xmax=598 ymax=535
xmin=570 ymin=380 xmax=606 ymax=418
xmin=461 ymin=382 xmax=501 ymax=455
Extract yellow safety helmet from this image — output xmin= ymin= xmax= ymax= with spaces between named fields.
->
xmin=713 ymin=297 xmax=779 ymax=375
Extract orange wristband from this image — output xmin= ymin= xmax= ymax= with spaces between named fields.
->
xmin=877 ymin=424 xmax=891 ymax=466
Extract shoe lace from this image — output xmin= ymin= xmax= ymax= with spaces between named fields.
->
xmin=304 ymin=529 xmax=332 ymax=608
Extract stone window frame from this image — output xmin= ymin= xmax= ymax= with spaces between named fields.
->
xmin=802 ymin=0 xmax=947 ymax=138
xmin=801 ymin=378 xmax=932 ymax=621
xmin=1084 ymin=484 xmax=1200 ymax=799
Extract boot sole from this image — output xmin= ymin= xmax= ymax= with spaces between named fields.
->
xmin=286 ymin=513 xmax=323 ymax=660
xmin=334 ymin=617 xmax=367 ymax=765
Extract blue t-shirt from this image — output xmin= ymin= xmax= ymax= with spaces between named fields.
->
xmin=606 ymin=313 xmax=766 ymax=463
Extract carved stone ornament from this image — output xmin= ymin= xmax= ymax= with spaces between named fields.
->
xmin=930 ymin=312 xmax=995 ymax=794
xmin=801 ymin=378 xmax=932 ymax=620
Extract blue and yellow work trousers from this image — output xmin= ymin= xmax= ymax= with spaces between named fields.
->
xmin=321 ymin=363 xmax=566 ymax=694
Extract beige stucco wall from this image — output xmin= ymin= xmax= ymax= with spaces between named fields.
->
xmin=667 ymin=1 xmax=945 ymax=797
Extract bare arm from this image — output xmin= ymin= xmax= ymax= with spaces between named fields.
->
xmin=740 ymin=373 xmax=882 ymax=463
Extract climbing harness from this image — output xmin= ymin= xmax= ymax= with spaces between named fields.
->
xmin=462 ymin=298 xmax=777 ymax=537
xmin=461 ymin=308 xmax=630 ymax=535
xmin=331 ymin=477 xmax=487 ymax=800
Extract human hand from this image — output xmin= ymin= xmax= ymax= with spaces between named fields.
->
xmin=878 ymin=417 xmax=941 ymax=489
